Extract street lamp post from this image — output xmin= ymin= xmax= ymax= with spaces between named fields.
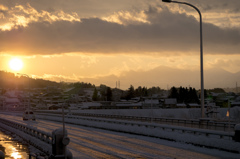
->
xmin=162 ymin=0 xmax=204 ymax=118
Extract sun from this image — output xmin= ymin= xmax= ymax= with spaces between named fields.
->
xmin=9 ymin=58 xmax=23 ymax=71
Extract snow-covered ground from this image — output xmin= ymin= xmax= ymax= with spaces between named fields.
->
xmin=53 ymin=107 xmax=240 ymax=122
xmin=36 ymin=112 xmax=240 ymax=153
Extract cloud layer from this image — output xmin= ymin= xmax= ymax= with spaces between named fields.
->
xmin=0 ymin=2 xmax=239 ymax=56
xmin=1 ymin=1 xmax=240 ymax=90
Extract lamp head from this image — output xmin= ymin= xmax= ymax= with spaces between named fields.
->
xmin=162 ymin=0 xmax=172 ymax=2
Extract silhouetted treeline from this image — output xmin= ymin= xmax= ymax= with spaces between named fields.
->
xmin=0 ymin=71 xmax=95 ymax=90
xmin=122 ymin=85 xmax=163 ymax=100
xmin=0 ymin=71 xmax=59 ymax=89
xmin=207 ymin=88 xmax=225 ymax=93
xmin=68 ymin=82 xmax=95 ymax=89
xmin=168 ymin=86 xmax=200 ymax=104
xmin=92 ymin=84 xmax=112 ymax=101
xmin=0 ymin=71 xmax=212 ymax=103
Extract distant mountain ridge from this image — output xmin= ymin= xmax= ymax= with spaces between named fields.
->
xmin=1 ymin=66 xmax=239 ymax=91
xmin=78 ymin=66 xmax=240 ymax=90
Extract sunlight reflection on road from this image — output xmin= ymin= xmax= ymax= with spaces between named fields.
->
xmin=0 ymin=131 xmax=29 ymax=159
xmin=11 ymin=148 xmax=22 ymax=159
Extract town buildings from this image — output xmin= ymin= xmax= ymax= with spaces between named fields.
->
xmin=0 ymin=85 xmax=240 ymax=111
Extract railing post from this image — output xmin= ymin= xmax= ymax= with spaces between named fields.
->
xmin=49 ymin=128 xmax=72 ymax=159
xmin=233 ymin=124 xmax=240 ymax=142
xmin=0 ymin=150 xmax=4 ymax=159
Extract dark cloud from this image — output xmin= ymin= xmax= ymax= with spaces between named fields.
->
xmin=0 ymin=5 xmax=239 ymax=55
xmin=184 ymin=0 xmax=240 ymax=13
xmin=0 ymin=0 xmax=146 ymax=18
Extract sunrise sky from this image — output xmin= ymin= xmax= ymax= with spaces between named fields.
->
xmin=0 ymin=0 xmax=239 ymax=90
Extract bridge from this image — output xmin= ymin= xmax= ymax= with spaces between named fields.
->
xmin=0 ymin=111 xmax=239 ymax=158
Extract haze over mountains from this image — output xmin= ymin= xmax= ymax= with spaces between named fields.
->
xmin=1 ymin=65 xmax=239 ymax=91
xmin=77 ymin=66 xmax=240 ymax=90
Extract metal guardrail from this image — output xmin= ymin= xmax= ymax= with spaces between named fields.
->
xmin=0 ymin=117 xmax=52 ymax=144
xmin=0 ymin=116 xmax=72 ymax=158
xmin=36 ymin=110 xmax=236 ymax=132
xmin=0 ymin=116 xmax=53 ymax=156
xmin=37 ymin=113 xmax=240 ymax=153
xmin=77 ymin=116 xmax=235 ymax=139
xmin=36 ymin=112 xmax=235 ymax=141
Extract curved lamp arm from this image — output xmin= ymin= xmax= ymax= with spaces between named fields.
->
xmin=162 ymin=0 xmax=204 ymax=118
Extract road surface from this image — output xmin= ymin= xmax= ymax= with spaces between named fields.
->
xmin=0 ymin=113 xmax=239 ymax=159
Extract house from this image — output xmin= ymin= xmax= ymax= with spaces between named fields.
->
xmin=83 ymin=88 xmax=95 ymax=99
xmin=2 ymin=90 xmax=22 ymax=110
xmin=111 ymin=101 xmax=142 ymax=109
xmin=143 ymin=99 xmax=161 ymax=108
xmin=35 ymin=100 xmax=48 ymax=110
xmin=48 ymin=104 xmax=61 ymax=110
xmin=4 ymin=97 xmax=21 ymax=110
xmin=188 ymin=103 xmax=201 ymax=108
xmin=81 ymin=102 xmax=102 ymax=109
xmin=231 ymin=101 xmax=240 ymax=107
xmin=111 ymin=88 xmax=123 ymax=101
xmin=164 ymin=98 xmax=177 ymax=108
xmin=230 ymin=96 xmax=240 ymax=107
xmin=176 ymin=103 xmax=187 ymax=108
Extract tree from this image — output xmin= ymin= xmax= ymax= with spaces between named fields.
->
xmin=208 ymin=88 xmax=225 ymax=93
xmin=192 ymin=88 xmax=200 ymax=103
xmin=142 ymin=87 xmax=148 ymax=97
xmin=178 ymin=86 xmax=185 ymax=103
xmin=106 ymin=87 xmax=112 ymax=101
xmin=169 ymin=86 xmax=178 ymax=98
xmin=92 ymin=88 xmax=98 ymax=101
xmin=126 ymin=85 xmax=135 ymax=100
xmin=148 ymin=86 xmax=161 ymax=94
xmin=135 ymin=86 xmax=142 ymax=97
